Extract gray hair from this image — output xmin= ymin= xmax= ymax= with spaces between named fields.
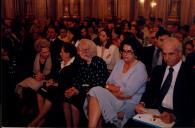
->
xmin=163 ymin=37 xmax=183 ymax=52
xmin=78 ymin=39 xmax=97 ymax=57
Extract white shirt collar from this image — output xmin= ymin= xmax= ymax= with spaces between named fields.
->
xmin=166 ymin=60 xmax=182 ymax=73
xmin=61 ymin=57 xmax=75 ymax=69
xmin=50 ymin=38 xmax=56 ymax=42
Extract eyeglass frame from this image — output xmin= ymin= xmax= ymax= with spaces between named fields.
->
xmin=121 ymin=49 xmax=134 ymax=55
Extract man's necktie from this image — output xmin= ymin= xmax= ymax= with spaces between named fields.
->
xmin=159 ymin=67 xmax=174 ymax=104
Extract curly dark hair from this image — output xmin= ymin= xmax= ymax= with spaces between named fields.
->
xmin=62 ymin=43 xmax=77 ymax=58
xmin=119 ymin=37 xmax=143 ymax=60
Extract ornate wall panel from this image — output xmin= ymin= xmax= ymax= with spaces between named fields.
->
xmin=63 ymin=0 xmax=70 ymax=18
xmin=167 ymin=0 xmax=181 ymax=24
xmin=80 ymin=0 xmax=84 ymax=20
xmin=118 ymin=0 xmax=131 ymax=20
xmin=35 ymin=0 xmax=47 ymax=18
xmin=2 ymin=0 xmax=195 ymax=24
xmin=155 ymin=0 xmax=169 ymax=21
xmin=56 ymin=0 xmax=64 ymax=18
xmin=191 ymin=0 xmax=195 ymax=23
xmin=4 ymin=0 xmax=14 ymax=19
xmin=84 ymin=0 xmax=91 ymax=18
xmin=69 ymin=0 xmax=80 ymax=18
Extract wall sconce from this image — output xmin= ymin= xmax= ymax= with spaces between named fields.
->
xmin=139 ymin=0 xmax=145 ymax=4
xmin=150 ymin=1 xmax=157 ymax=8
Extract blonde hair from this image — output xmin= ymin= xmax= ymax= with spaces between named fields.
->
xmin=34 ymin=38 xmax=50 ymax=53
xmin=78 ymin=39 xmax=97 ymax=58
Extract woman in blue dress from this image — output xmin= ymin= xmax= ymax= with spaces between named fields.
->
xmin=84 ymin=38 xmax=148 ymax=128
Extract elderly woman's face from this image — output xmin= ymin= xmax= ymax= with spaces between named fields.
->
xmin=40 ymin=47 xmax=50 ymax=59
xmin=121 ymin=44 xmax=135 ymax=63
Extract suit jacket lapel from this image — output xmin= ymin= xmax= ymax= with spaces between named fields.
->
xmin=172 ymin=62 xmax=185 ymax=110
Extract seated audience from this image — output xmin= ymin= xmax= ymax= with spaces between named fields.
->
xmin=185 ymin=51 xmax=195 ymax=120
xmin=58 ymin=38 xmax=108 ymax=127
xmin=135 ymin=37 xmax=194 ymax=126
xmin=107 ymin=37 xmax=121 ymax=72
xmin=15 ymin=43 xmax=52 ymax=98
xmin=97 ymin=29 xmax=122 ymax=72
xmin=142 ymin=28 xmax=170 ymax=75
xmin=85 ymin=39 xmax=148 ymax=128
xmin=189 ymin=24 xmax=195 ymax=38
xmin=28 ymin=43 xmax=79 ymax=127
xmin=34 ymin=38 xmax=50 ymax=53
xmin=28 ymin=39 xmax=108 ymax=127
xmin=87 ymin=26 xmax=97 ymax=41
xmin=75 ymin=26 xmax=90 ymax=46
xmin=184 ymin=40 xmax=194 ymax=57
xmin=47 ymin=26 xmax=64 ymax=77
xmin=58 ymin=26 xmax=73 ymax=43
xmin=96 ymin=29 xmax=112 ymax=66
xmin=74 ymin=38 xmax=109 ymax=93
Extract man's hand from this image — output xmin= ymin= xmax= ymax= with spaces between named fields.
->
xmin=159 ymin=112 xmax=175 ymax=124
xmin=135 ymin=102 xmax=145 ymax=114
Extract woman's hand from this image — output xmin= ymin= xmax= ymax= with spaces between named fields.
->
xmin=45 ymin=79 xmax=55 ymax=87
xmin=34 ymin=72 xmax=45 ymax=81
xmin=105 ymin=83 xmax=120 ymax=92
xmin=106 ymin=83 xmax=131 ymax=100
xmin=64 ymin=87 xmax=79 ymax=99
xmin=112 ymin=91 xmax=132 ymax=100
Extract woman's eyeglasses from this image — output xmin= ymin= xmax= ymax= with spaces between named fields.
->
xmin=121 ymin=49 xmax=134 ymax=54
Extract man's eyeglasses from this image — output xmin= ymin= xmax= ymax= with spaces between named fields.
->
xmin=121 ymin=49 xmax=134 ymax=54
xmin=78 ymin=48 xmax=88 ymax=53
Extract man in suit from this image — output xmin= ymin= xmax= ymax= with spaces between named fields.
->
xmin=135 ymin=37 xmax=194 ymax=126
xmin=185 ymin=51 xmax=195 ymax=120
xmin=142 ymin=28 xmax=170 ymax=75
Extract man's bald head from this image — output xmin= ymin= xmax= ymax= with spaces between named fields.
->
xmin=162 ymin=37 xmax=183 ymax=66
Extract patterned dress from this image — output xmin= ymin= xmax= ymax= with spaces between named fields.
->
xmin=72 ymin=56 xmax=109 ymax=109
